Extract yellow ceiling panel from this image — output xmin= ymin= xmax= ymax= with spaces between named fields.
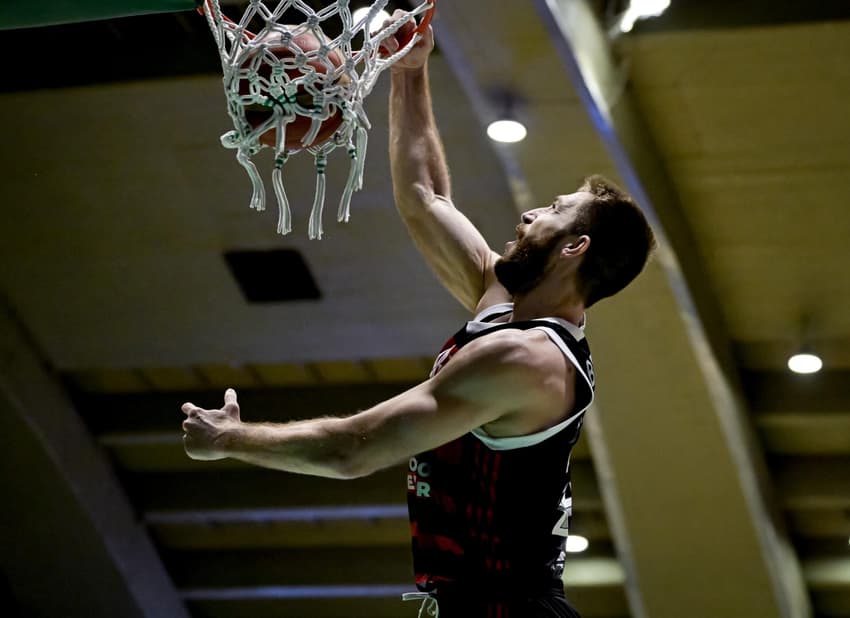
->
xmin=195 ymin=364 xmax=262 ymax=389
xmin=363 ymin=357 xmax=430 ymax=383
xmin=309 ymin=360 xmax=374 ymax=383
xmin=249 ymin=362 xmax=318 ymax=386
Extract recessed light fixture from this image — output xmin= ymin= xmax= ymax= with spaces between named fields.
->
xmin=565 ymin=534 xmax=589 ymax=553
xmin=619 ymin=0 xmax=671 ymax=33
xmin=787 ymin=352 xmax=823 ymax=375
xmin=487 ymin=119 xmax=527 ymax=143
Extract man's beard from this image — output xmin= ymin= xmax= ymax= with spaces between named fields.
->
xmin=494 ymin=233 xmax=563 ymax=296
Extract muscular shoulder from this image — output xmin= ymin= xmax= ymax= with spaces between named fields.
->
xmin=467 ymin=329 xmax=577 ymax=438
xmin=430 ymin=329 xmax=574 ymax=429
xmin=443 ymin=327 xmax=563 ymax=373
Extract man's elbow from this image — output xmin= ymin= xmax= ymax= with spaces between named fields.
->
xmin=335 ymin=459 xmax=373 ymax=480
xmin=333 ymin=449 xmax=382 ymax=480
xmin=324 ymin=420 xmax=382 ymax=480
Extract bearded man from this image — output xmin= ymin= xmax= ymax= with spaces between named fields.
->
xmin=181 ymin=17 xmax=655 ymax=618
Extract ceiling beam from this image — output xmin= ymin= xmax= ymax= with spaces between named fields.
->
xmin=786 ymin=509 xmax=850 ymax=540
xmin=744 ymin=370 xmax=850 ymax=413
xmin=629 ymin=0 xmax=850 ymax=34
xmin=804 ymin=558 xmax=850 ymax=588
xmin=774 ymin=456 xmax=850 ymax=510
xmin=122 ymin=462 xmax=602 ymax=511
xmin=531 ymin=1 xmax=811 ymax=617
xmin=0 ymin=297 xmax=189 ymax=618
xmin=171 ymin=554 xmax=626 ymax=596
xmin=756 ymin=412 xmax=850 ymax=456
xmin=147 ymin=506 xmax=611 ymax=550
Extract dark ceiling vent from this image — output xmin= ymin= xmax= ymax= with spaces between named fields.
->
xmin=224 ymin=249 xmax=321 ymax=303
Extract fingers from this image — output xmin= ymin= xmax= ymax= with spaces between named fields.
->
xmin=181 ymin=403 xmax=199 ymax=433
xmin=379 ymin=19 xmax=400 ymax=55
xmin=380 ymin=9 xmax=418 ymax=55
xmin=381 ymin=34 xmax=399 ymax=55
xmin=224 ymin=388 xmax=238 ymax=406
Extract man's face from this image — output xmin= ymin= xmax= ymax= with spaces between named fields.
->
xmin=494 ymin=192 xmax=593 ymax=296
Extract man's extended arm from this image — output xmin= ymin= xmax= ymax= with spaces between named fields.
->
xmin=388 ymin=20 xmax=505 ymax=312
xmin=182 ymin=330 xmax=574 ymax=479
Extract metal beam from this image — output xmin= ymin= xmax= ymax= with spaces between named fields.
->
xmin=531 ymin=1 xmax=811 ymax=617
xmin=0 ymin=297 xmax=189 ymax=618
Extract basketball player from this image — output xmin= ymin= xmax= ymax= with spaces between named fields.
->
xmin=181 ymin=18 xmax=655 ymax=618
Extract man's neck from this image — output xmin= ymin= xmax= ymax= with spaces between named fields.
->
xmin=510 ymin=289 xmax=586 ymax=325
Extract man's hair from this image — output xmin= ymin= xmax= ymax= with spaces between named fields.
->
xmin=568 ymin=175 xmax=656 ymax=307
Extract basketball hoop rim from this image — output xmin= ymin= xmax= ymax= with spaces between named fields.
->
xmin=196 ymin=0 xmax=436 ymax=46
xmin=410 ymin=0 xmax=436 ymax=44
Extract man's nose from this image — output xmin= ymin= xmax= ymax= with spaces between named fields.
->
xmin=521 ymin=211 xmax=537 ymax=224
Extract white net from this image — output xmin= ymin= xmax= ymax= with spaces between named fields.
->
xmin=200 ymin=0 xmax=435 ymax=238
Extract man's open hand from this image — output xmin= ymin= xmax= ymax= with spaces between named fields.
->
xmin=182 ymin=388 xmax=242 ymax=461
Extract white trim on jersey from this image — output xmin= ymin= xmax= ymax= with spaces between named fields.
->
xmin=472 ymin=302 xmax=516 ymax=323
xmin=471 ymin=405 xmax=587 ymax=451
xmin=471 ymin=303 xmax=588 ymax=341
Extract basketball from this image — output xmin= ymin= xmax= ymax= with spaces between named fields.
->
xmin=198 ymin=0 xmax=436 ymax=237
xmin=239 ymin=29 xmax=348 ymax=150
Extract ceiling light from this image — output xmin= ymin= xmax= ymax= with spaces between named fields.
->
xmin=619 ymin=0 xmax=671 ymax=33
xmin=352 ymin=7 xmax=391 ymax=34
xmin=487 ymin=119 xmax=527 ymax=143
xmin=565 ymin=535 xmax=589 ymax=553
xmin=630 ymin=0 xmax=672 ymax=17
xmin=787 ymin=352 xmax=823 ymax=375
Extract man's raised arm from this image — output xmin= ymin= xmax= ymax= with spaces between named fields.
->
xmin=387 ymin=18 xmax=504 ymax=312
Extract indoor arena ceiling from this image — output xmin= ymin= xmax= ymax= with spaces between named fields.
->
xmin=1 ymin=1 xmax=849 ymax=618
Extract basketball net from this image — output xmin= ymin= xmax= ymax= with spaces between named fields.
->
xmin=200 ymin=0 xmax=436 ymax=238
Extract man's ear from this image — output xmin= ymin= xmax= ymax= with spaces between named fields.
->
xmin=562 ymin=234 xmax=591 ymax=258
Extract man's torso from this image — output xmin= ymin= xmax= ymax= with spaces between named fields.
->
xmin=407 ymin=303 xmax=595 ymax=595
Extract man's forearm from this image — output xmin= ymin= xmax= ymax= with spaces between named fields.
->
xmin=389 ymin=64 xmax=451 ymax=205
xmin=221 ymin=417 xmax=364 ymax=479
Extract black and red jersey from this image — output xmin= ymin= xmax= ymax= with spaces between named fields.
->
xmin=406 ymin=302 xmax=595 ymax=598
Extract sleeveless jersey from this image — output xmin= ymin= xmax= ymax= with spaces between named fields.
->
xmin=406 ymin=303 xmax=595 ymax=596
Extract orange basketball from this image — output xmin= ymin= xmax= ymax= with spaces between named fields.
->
xmin=240 ymin=30 xmax=348 ymax=151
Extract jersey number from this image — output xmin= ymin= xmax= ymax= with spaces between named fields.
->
xmin=585 ymin=358 xmax=595 ymax=388
xmin=551 ymin=485 xmax=572 ymax=538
